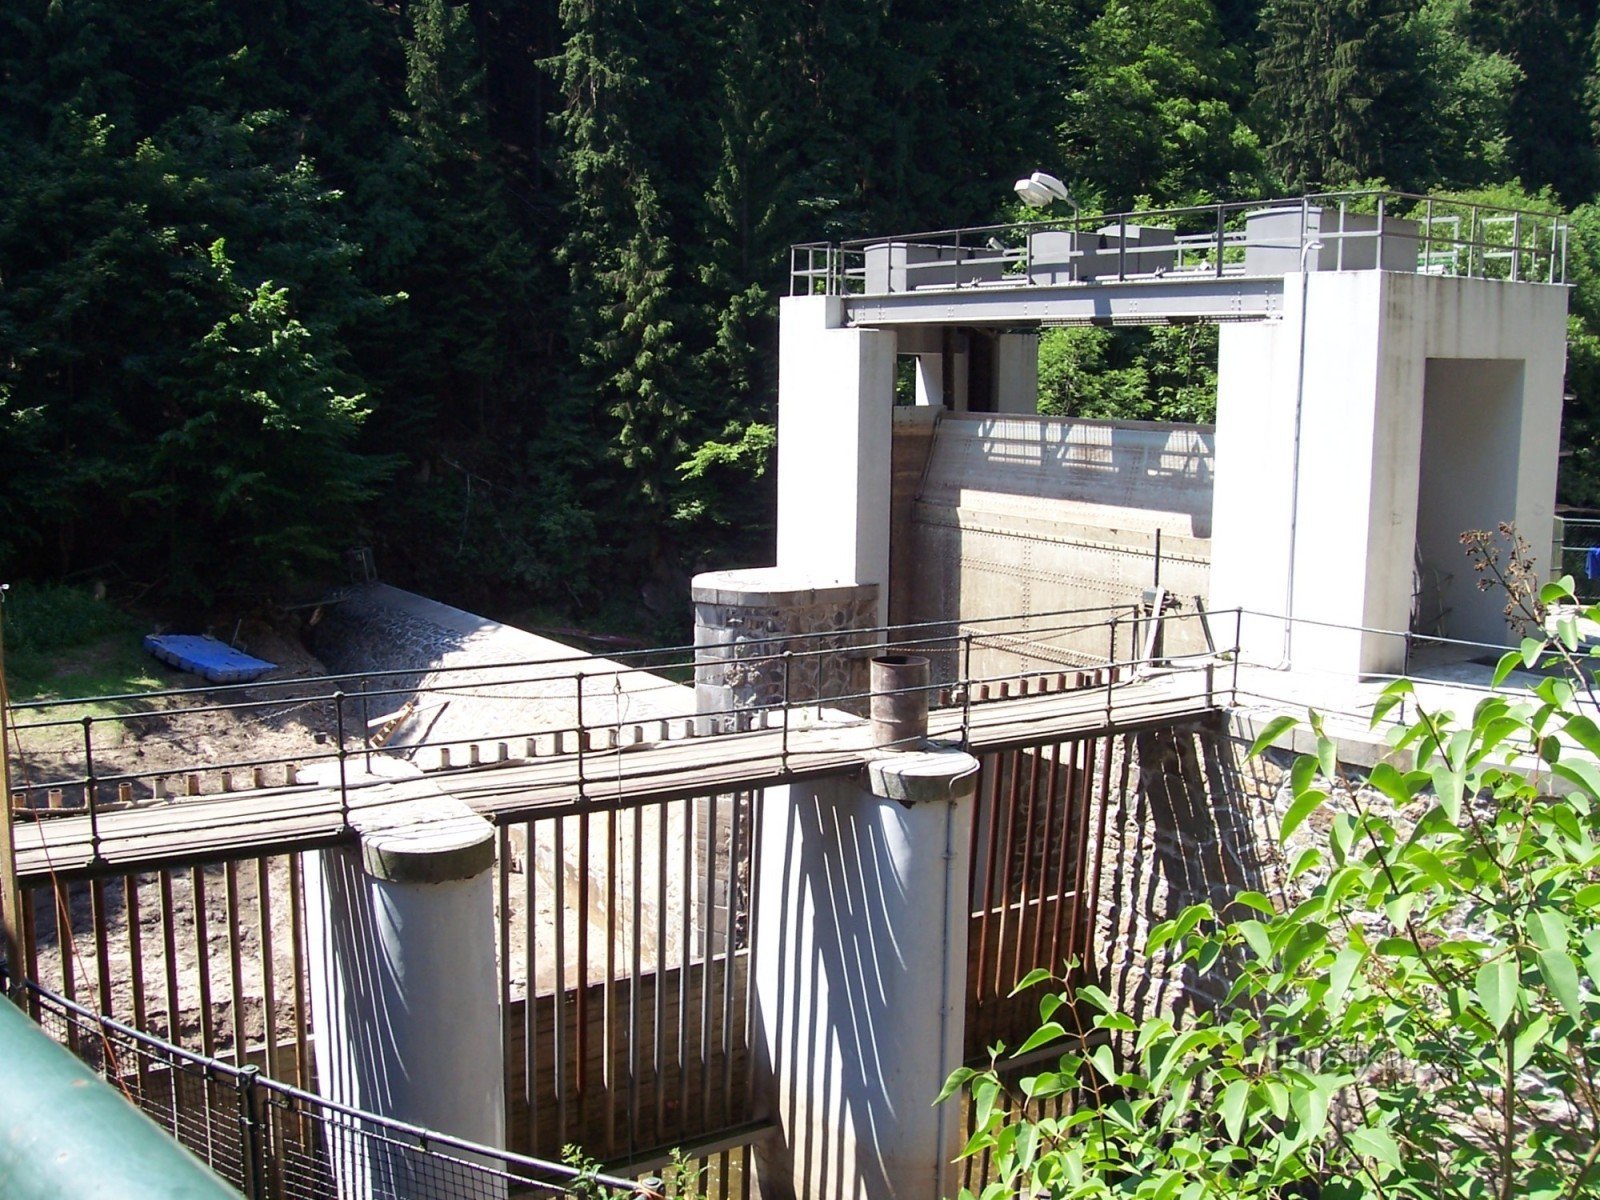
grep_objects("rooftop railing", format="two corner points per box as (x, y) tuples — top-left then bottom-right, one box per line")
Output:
(789, 190), (1569, 298)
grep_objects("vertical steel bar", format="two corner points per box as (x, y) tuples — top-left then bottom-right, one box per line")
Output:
(678, 796), (693, 1137)
(90, 876), (112, 1016)
(524, 818), (538, 1155)
(56, 881), (78, 1047)
(126, 875), (150, 1096)
(1105, 617), (1118, 722)
(225, 861), (247, 1066)
(701, 797), (719, 1129)
(1233, 607), (1243, 703)
(1512, 211), (1522, 281)
(333, 692), (348, 833)
(1086, 736), (1124, 973)
(553, 814), (569, 1147)
(191, 866), (216, 1157)
(961, 632), (974, 750)
(1030, 740), (1063, 969)
(255, 858), (278, 1085)
(1059, 739), (1093, 972)
(575, 673), (586, 799)
(1214, 204), (1225, 277)
(497, 825), (514, 1142)
(20, 886), (40, 1019)
(1048, 740), (1081, 969)
(629, 801), (644, 1156)
(741, 789), (763, 1120)
(973, 754), (1004, 1045)
(1010, 746), (1043, 987)
(287, 855), (309, 1095)
(604, 806), (617, 1157)
(159, 871), (181, 1042)
(720, 795), (741, 1119)
(655, 800), (669, 1142)
(780, 652), (792, 771)
(577, 808), (591, 1133)
(990, 751), (1023, 1000)
(81, 716), (102, 860)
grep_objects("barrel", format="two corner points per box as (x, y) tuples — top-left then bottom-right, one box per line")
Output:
(870, 654), (931, 748)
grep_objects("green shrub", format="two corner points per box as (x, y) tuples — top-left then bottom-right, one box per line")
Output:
(945, 573), (1600, 1199)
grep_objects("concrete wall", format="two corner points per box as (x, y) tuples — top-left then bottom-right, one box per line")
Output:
(776, 297), (897, 622)
(1210, 271), (1567, 675)
(892, 412), (1215, 675)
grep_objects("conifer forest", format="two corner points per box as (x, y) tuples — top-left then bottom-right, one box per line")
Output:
(4, 0), (1600, 628)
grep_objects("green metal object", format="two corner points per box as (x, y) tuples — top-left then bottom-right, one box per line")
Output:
(0, 993), (240, 1199)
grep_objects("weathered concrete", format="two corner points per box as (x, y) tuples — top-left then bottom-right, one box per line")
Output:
(893, 412), (1214, 676)
(754, 746), (979, 1200)
(1210, 271), (1567, 675)
(692, 568), (879, 730)
(304, 766), (505, 1200)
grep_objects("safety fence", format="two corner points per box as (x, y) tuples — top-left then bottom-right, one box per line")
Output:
(791, 189), (1568, 296)
(26, 981), (659, 1199)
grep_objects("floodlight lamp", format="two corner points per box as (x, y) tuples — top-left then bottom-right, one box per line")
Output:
(1014, 171), (1078, 216)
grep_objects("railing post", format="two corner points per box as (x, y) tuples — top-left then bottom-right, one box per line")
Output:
(1511, 210), (1521, 281)
(1232, 607), (1243, 705)
(236, 1065), (267, 1200)
(781, 651), (793, 772)
(961, 632), (974, 751)
(1105, 618), (1118, 723)
(81, 716), (101, 863)
(334, 691), (348, 833)
(359, 677), (371, 771)
(575, 671), (585, 799)
(1214, 204), (1225, 277)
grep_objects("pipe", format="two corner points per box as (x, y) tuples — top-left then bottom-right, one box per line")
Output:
(932, 786), (959, 1200)
(1276, 238), (1324, 669)
(0, 993), (238, 1200)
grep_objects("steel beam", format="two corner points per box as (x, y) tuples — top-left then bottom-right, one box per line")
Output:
(842, 275), (1286, 327)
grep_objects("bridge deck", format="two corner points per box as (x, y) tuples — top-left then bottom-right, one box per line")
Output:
(14, 669), (1222, 881)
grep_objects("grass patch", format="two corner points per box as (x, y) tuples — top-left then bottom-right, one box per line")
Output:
(3, 583), (166, 707)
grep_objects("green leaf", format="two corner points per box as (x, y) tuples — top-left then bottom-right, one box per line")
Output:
(1248, 714), (1299, 758)
(1476, 955), (1517, 1032)
(1529, 910), (1570, 954)
(1009, 967), (1053, 995)
(1280, 787), (1327, 842)
(1016, 1021), (1069, 1055)
(1491, 649), (1524, 687)
(1538, 948), (1584, 1019)
(1328, 946), (1364, 1010)
(1220, 1078), (1249, 1143)
(935, 1066), (977, 1104)
(1371, 679), (1414, 726)
(1347, 1125), (1402, 1171)
(1552, 759), (1600, 802)
(1522, 635), (1547, 668)
(1566, 714), (1600, 759)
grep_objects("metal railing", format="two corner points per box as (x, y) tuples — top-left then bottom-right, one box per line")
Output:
(24, 980), (653, 1200)
(1556, 517), (1600, 603)
(5, 603), (1235, 869)
(790, 190), (1569, 297)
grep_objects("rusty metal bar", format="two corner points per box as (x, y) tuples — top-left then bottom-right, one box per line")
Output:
(1010, 746), (1043, 988)
(604, 807), (617, 1156)
(720, 795), (742, 1119)
(990, 751), (1023, 1000)
(655, 798), (669, 1143)
(576, 808), (590, 1130)
(498, 824), (513, 1141)
(287, 854), (309, 1096)
(700, 797), (718, 1129)
(524, 817), (538, 1154)
(125, 874), (150, 1096)
(89, 877), (112, 1016)
(553, 812), (568, 1147)
(225, 860), (247, 1064)
(1030, 740), (1063, 970)
(678, 796), (692, 1138)
(255, 857), (278, 1085)
(628, 801), (643, 1155)
(20, 888), (39, 1020)
(55, 882), (77, 1049)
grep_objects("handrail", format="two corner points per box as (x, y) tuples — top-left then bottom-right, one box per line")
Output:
(23, 980), (652, 1196)
(790, 190), (1568, 296)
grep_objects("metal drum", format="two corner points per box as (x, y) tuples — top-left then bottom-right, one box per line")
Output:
(870, 653), (930, 747)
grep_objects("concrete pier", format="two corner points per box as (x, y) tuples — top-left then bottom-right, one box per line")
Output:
(304, 772), (505, 1199)
(754, 745), (979, 1200)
